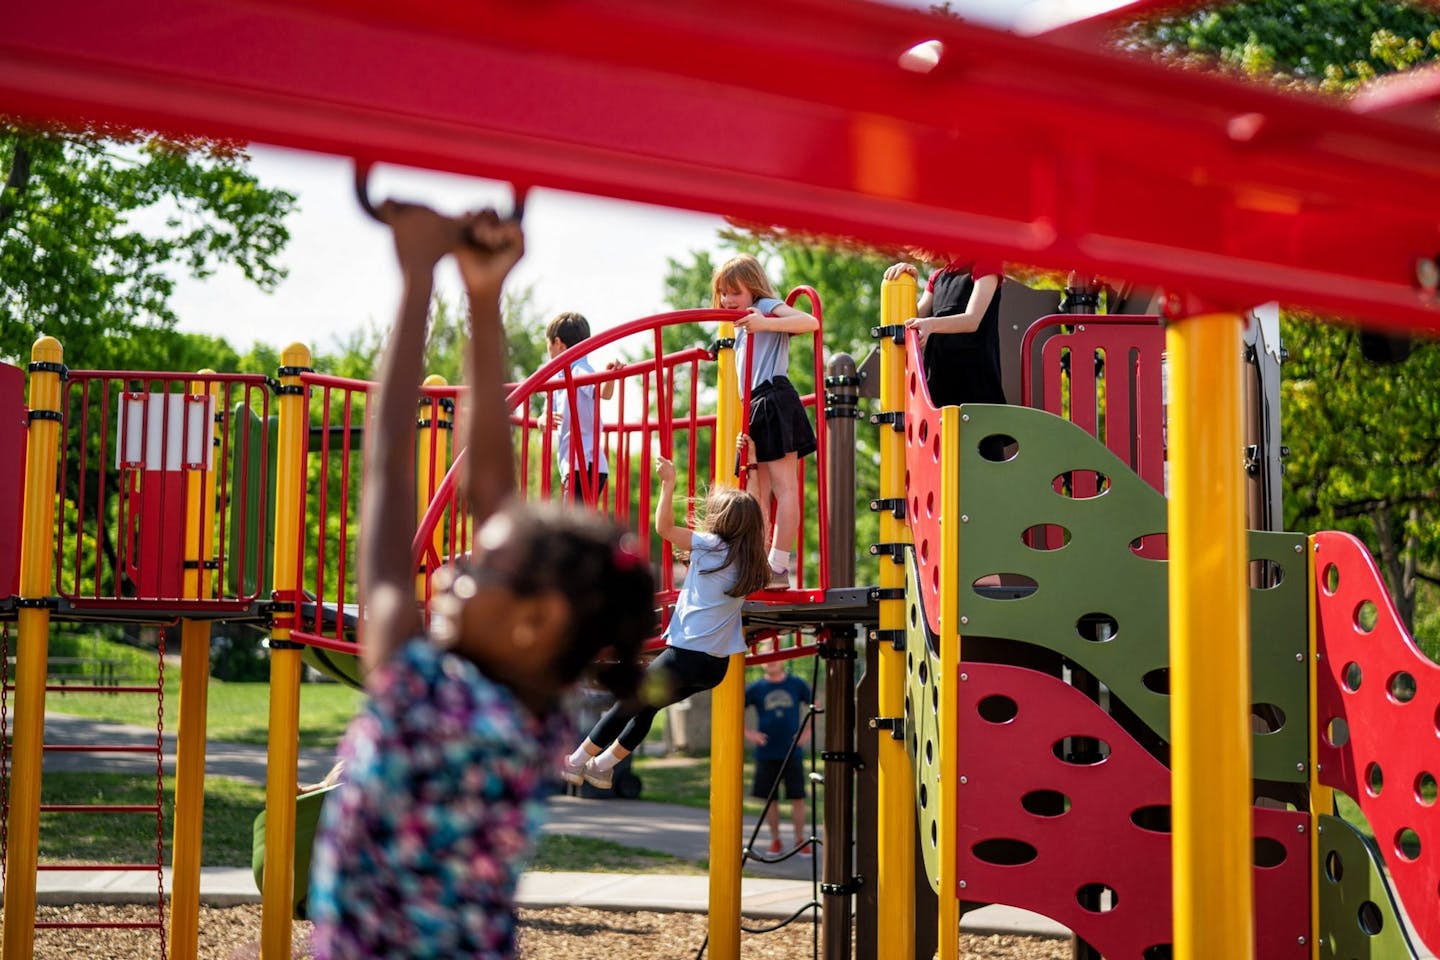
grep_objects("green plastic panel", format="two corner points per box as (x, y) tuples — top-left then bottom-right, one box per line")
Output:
(904, 550), (944, 894)
(1317, 814), (1421, 959)
(226, 403), (277, 597)
(950, 403), (1309, 783)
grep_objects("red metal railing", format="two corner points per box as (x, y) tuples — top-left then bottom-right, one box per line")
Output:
(53, 371), (274, 613)
(289, 305), (831, 658)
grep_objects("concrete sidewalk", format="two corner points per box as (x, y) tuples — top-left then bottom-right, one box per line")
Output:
(24, 714), (1069, 938)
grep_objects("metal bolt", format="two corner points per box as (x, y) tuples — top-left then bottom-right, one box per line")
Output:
(961, 414), (970, 422)
(1296, 823), (1306, 833)
(960, 616), (969, 625)
(1316, 763), (1323, 772)
(1295, 653), (1304, 662)
(1317, 823), (1325, 834)
(1294, 543), (1303, 553)
(960, 672), (968, 681)
(1314, 542), (1320, 553)
(960, 776), (968, 784)
(1297, 936), (1307, 946)
(1296, 763), (1306, 773)
(959, 880), (967, 889)
(1316, 653), (1323, 661)
(961, 514), (969, 523)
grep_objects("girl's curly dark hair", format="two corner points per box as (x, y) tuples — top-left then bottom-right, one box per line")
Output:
(469, 504), (655, 699)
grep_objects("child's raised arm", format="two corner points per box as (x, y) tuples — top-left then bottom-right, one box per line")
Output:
(453, 211), (525, 526)
(733, 300), (818, 336)
(361, 202), (461, 673)
(653, 456), (693, 551)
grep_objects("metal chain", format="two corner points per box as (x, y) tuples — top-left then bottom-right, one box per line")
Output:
(155, 626), (168, 960)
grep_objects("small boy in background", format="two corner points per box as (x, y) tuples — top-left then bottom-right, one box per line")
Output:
(744, 653), (813, 856)
(545, 312), (618, 505)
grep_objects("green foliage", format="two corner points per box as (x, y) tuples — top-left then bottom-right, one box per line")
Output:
(663, 228), (893, 585)
(0, 122), (295, 367)
(1129, 1), (1440, 92)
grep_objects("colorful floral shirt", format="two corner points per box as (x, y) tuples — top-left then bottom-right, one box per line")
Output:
(309, 638), (568, 959)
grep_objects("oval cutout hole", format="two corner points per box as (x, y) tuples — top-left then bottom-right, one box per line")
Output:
(1343, 662), (1363, 692)
(972, 573), (1038, 595)
(972, 838), (1038, 866)
(1326, 716), (1350, 748)
(1076, 612), (1118, 643)
(978, 695), (1018, 724)
(1254, 837), (1288, 868)
(1389, 671), (1418, 704)
(1250, 703), (1287, 735)
(1143, 668), (1170, 695)
(1355, 600), (1378, 633)
(979, 434), (1017, 461)
(1323, 563), (1340, 595)
(1129, 805), (1172, 833)
(1358, 900), (1384, 936)
(1022, 524), (1070, 551)
(1053, 738), (1110, 765)
(1249, 559), (1284, 589)
(1324, 849), (1344, 883)
(1142, 946), (1173, 960)
(1416, 771), (1438, 807)
(1128, 533), (1168, 559)
(918, 782), (928, 809)
(1396, 828), (1422, 862)
(1052, 470), (1111, 499)
(1366, 762), (1384, 797)
(1076, 883), (1118, 913)
(1021, 790), (1070, 817)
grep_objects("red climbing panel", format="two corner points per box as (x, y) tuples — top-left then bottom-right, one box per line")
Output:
(902, 330), (946, 638)
(953, 662), (1310, 959)
(1313, 530), (1440, 957)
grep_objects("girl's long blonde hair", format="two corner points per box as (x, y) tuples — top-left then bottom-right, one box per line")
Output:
(696, 486), (769, 597)
(711, 254), (779, 308)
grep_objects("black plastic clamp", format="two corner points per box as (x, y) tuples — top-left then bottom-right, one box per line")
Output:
(417, 418), (454, 429)
(868, 628), (905, 650)
(821, 878), (864, 897)
(268, 639), (305, 651)
(869, 496), (905, 518)
(14, 596), (57, 609)
(870, 410), (904, 432)
(871, 324), (906, 343)
(182, 559), (222, 570)
(824, 404), (862, 419)
(824, 374), (861, 388)
(869, 587), (906, 602)
(869, 542), (907, 564)
(1244, 444), (1260, 476)
(276, 365), (314, 378)
(816, 643), (857, 661)
(27, 361), (68, 379)
(708, 337), (736, 359)
(27, 409), (62, 424)
(274, 385), (306, 397)
(870, 716), (905, 740)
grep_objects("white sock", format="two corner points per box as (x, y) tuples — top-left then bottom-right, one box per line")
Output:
(768, 548), (790, 571)
(567, 747), (591, 767)
(592, 749), (621, 772)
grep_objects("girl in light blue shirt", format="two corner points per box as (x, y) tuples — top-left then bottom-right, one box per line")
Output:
(562, 453), (769, 788)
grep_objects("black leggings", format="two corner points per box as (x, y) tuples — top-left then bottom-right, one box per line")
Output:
(586, 646), (733, 752)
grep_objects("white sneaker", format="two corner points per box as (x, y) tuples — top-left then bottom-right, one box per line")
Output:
(582, 758), (614, 791)
(560, 755), (586, 786)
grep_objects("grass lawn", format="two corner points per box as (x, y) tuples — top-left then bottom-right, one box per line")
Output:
(46, 680), (362, 750)
(632, 754), (824, 821)
(37, 773), (264, 867)
(531, 834), (701, 874)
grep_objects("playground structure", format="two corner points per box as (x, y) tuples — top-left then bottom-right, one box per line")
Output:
(3, 2), (1440, 960)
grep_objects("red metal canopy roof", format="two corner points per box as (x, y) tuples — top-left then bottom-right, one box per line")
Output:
(4, 0), (1440, 332)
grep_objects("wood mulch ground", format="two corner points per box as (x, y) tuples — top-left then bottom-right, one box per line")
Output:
(16, 904), (1069, 959)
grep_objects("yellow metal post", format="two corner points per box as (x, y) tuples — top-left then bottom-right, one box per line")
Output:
(169, 371), (219, 960)
(2, 337), (64, 960)
(877, 276), (916, 957)
(1306, 535), (1330, 960)
(1166, 312), (1253, 960)
(416, 375), (449, 599)
(937, 406), (961, 960)
(708, 321), (744, 960)
(261, 345), (311, 960)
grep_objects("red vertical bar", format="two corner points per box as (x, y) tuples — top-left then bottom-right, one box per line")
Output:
(314, 385), (332, 636)
(96, 379), (112, 599)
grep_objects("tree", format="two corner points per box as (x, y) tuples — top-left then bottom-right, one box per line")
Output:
(0, 121), (296, 367)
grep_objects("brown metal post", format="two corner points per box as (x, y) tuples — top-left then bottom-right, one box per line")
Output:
(854, 638), (879, 960)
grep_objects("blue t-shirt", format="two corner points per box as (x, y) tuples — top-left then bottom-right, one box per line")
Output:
(665, 530), (747, 657)
(554, 355), (607, 478)
(736, 296), (789, 389)
(744, 673), (811, 761)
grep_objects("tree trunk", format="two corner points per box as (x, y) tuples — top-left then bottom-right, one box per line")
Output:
(1371, 506), (1415, 630)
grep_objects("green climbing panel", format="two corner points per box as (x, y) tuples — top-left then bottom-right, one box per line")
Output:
(904, 550), (944, 893)
(227, 402), (277, 598)
(948, 403), (1309, 783)
(1317, 813), (1422, 959)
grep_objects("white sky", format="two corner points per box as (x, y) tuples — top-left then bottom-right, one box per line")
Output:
(168, 145), (729, 356)
(165, 2), (1132, 355)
